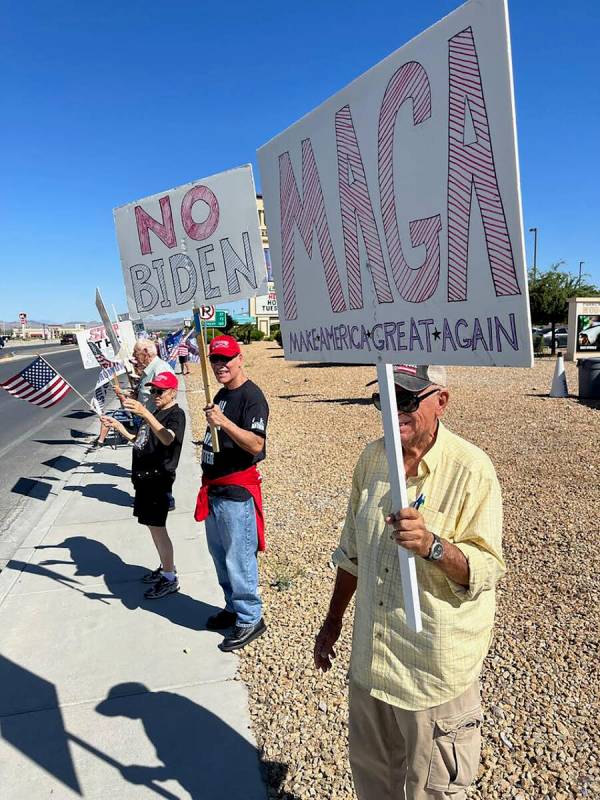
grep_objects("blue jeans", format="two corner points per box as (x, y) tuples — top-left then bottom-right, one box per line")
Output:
(204, 495), (262, 626)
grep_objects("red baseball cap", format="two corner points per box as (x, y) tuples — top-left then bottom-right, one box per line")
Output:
(148, 371), (178, 390)
(208, 335), (240, 358)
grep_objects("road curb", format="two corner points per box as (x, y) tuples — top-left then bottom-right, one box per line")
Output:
(0, 426), (101, 606)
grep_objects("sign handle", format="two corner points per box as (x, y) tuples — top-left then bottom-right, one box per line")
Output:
(376, 363), (422, 633)
(193, 306), (220, 453)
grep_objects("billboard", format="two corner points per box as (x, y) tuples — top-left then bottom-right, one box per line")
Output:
(577, 313), (600, 352)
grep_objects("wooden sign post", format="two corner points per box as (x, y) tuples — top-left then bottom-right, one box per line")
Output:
(193, 305), (219, 453)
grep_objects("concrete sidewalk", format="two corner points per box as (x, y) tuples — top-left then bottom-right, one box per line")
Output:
(0, 384), (267, 799)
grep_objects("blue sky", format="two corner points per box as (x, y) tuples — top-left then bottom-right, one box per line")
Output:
(1, 0), (599, 323)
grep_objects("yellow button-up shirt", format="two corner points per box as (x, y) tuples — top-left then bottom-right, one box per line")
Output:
(333, 422), (505, 711)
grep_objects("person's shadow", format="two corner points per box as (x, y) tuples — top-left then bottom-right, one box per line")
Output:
(34, 536), (219, 631)
(95, 682), (298, 799)
(62, 483), (133, 507)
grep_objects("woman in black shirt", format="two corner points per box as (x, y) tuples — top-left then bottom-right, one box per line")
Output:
(103, 371), (185, 599)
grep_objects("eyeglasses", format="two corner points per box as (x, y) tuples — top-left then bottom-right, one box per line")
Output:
(149, 387), (167, 396)
(209, 354), (238, 365)
(372, 387), (440, 413)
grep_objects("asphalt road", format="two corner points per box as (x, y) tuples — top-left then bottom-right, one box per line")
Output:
(0, 346), (115, 562)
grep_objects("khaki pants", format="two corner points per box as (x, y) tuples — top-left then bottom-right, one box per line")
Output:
(348, 680), (482, 800)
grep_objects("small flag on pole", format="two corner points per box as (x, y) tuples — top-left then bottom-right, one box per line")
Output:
(0, 356), (71, 408)
(165, 329), (185, 368)
(91, 383), (108, 415)
(88, 340), (116, 369)
(187, 337), (200, 364)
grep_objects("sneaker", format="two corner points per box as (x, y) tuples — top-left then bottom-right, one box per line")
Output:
(144, 575), (179, 599)
(206, 609), (237, 631)
(218, 618), (266, 652)
(141, 567), (163, 584)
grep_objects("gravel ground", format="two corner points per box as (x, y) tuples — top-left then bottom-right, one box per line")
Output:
(186, 343), (599, 800)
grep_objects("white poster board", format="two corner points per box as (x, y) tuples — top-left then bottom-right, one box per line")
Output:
(76, 320), (136, 370)
(114, 165), (268, 320)
(258, 0), (532, 367)
(254, 282), (279, 317)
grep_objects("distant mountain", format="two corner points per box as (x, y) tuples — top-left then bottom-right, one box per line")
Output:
(144, 316), (188, 330)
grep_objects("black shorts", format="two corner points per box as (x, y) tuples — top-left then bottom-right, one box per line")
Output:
(178, 355), (188, 363)
(133, 477), (173, 527)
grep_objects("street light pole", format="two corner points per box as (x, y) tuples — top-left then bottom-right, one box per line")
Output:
(529, 227), (538, 280)
(578, 261), (584, 287)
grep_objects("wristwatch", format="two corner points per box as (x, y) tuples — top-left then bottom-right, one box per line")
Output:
(425, 533), (444, 561)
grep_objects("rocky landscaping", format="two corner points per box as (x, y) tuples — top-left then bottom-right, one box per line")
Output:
(186, 342), (599, 799)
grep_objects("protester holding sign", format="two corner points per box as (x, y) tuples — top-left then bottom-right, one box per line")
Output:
(114, 339), (174, 411)
(194, 335), (269, 652)
(314, 365), (505, 799)
(102, 372), (185, 599)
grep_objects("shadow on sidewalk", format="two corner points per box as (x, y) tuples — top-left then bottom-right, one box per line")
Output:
(11, 477), (54, 501)
(2, 657), (287, 799)
(32, 536), (219, 631)
(96, 682), (276, 798)
(0, 655), (82, 794)
(75, 461), (131, 479)
(63, 483), (133, 507)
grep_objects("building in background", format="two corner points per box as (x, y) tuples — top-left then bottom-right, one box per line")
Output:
(251, 194), (279, 336)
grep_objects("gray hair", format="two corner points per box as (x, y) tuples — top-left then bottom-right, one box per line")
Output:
(134, 338), (157, 357)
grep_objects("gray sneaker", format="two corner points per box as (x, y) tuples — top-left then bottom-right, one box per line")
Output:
(142, 567), (177, 584)
(144, 576), (179, 599)
(141, 567), (163, 584)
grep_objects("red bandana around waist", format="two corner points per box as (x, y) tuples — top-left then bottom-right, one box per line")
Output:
(194, 465), (266, 551)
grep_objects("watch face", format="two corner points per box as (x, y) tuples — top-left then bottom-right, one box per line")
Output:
(431, 541), (444, 560)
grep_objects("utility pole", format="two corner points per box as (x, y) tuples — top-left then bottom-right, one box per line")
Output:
(529, 227), (538, 280)
(578, 261), (584, 287)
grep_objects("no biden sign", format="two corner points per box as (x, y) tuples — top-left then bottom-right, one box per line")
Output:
(258, 0), (533, 367)
(115, 166), (268, 320)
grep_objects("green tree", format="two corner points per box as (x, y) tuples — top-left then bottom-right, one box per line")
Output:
(224, 313), (235, 333)
(529, 263), (599, 354)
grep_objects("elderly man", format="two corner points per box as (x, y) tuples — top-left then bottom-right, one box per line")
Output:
(195, 335), (269, 652)
(121, 338), (174, 411)
(103, 372), (185, 599)
(314, 364), (505, 800)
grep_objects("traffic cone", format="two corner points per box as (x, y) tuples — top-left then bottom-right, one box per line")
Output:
(550, 352), (568, 397)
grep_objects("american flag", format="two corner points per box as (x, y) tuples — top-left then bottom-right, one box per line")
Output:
(0, 356), (71, 408)
(187, 336), (200, 363)
(88, 340), (115, 369)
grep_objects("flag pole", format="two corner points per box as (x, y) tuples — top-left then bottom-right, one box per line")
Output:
(67, 733), (179, 799)
(37, 354), (101, 416)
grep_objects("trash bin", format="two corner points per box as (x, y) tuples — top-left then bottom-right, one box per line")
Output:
(577, 358), (600, 399)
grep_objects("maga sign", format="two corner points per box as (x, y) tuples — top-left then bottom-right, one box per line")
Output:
(258, 0), (532, 366)
(115, 166), (268, 319)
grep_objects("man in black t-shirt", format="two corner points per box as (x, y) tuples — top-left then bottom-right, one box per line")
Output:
(102, 371), (186, 600)
(198, 335), (269, 652)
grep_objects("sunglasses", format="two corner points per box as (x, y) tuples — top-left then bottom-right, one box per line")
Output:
(372, 387), (440, 413)
(149, 387), (167, 396)
(209, 354), (238, 365)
